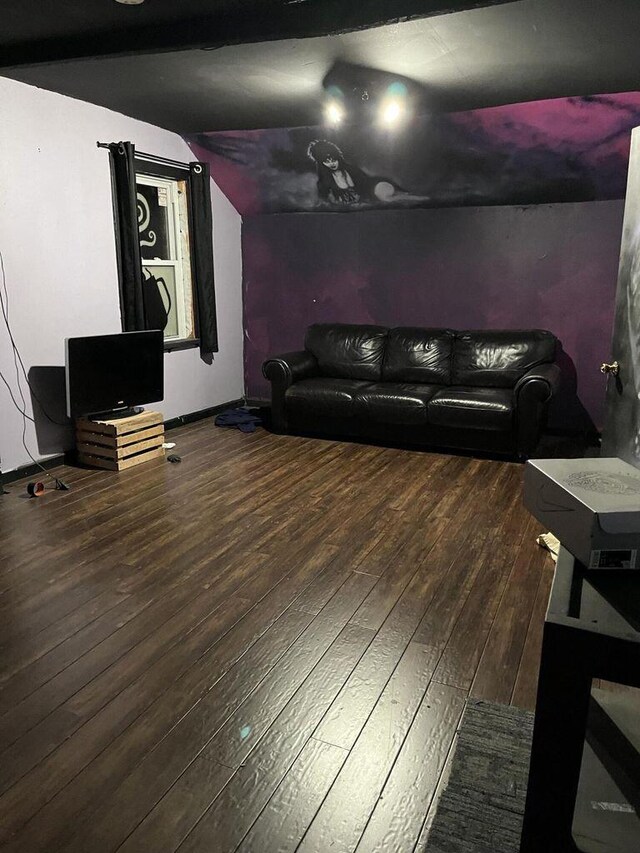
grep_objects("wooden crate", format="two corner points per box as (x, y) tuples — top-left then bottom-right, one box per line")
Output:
(76, 411), (165, 471)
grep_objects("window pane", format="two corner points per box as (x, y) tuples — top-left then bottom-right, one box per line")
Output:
(137, 183), (171, 260)
(143, 265), (179, 338)
(135, 175), (196, 343)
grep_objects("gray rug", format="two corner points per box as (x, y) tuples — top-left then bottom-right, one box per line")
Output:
(426, 699), (534, 853)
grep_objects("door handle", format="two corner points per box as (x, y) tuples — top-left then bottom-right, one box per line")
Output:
(600, 360), (620, 376)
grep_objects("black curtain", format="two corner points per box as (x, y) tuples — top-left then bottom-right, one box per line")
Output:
(108, 142), (145, 331)
(189, 162), (219, 354)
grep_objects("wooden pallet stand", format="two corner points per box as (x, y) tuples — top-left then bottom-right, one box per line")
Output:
(76, 411), (165, 471)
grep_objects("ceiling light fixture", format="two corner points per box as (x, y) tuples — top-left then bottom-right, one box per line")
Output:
(115, 0), (145, 5)
(322, 68), (420, 130)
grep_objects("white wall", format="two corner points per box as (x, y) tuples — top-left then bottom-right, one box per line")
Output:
(0, 77), (244, 473)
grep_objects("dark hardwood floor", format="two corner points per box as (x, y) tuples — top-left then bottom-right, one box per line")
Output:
(0, 421), (552, 852)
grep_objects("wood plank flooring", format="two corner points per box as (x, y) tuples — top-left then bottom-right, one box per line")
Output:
(0, 421), (553, 852)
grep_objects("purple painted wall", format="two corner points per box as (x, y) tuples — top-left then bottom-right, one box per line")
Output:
(243, 201), (624, 428)
(185, 93), (637, 431)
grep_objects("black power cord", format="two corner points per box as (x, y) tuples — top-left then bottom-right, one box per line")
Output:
(0, 251), (69, 427)
(0, 249), (70, 492)
(0, 362), (68, 491)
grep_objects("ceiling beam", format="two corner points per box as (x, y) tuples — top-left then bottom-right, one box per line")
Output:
(1, 0), (519, 68)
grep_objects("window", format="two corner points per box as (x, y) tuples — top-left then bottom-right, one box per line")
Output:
(106, 141), (218, 355)
(136, 174), (196, 345)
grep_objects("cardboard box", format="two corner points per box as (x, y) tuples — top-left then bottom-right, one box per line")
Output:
(524, 458), (640, 569)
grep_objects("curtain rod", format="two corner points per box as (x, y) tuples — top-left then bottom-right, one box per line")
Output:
(96, 142), (191, 170)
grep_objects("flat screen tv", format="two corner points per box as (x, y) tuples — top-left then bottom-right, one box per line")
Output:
(65, 331), (164, 419)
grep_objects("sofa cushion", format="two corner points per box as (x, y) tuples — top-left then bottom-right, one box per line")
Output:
(452, 330), (557, 388)
(355, 383), (441, 426)
(305, 324), (388, 381)
(285, 377), (371, 418)
(382, 327), (454, 385)
(428, 387), (514, 431)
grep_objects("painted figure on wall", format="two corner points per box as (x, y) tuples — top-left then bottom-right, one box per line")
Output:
(307, 140), (364, 206)
(307, 139), (404, 207)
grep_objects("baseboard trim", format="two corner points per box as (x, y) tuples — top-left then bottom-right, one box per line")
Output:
(1, 399), (246, 484)
(1, 452), (73, 485)
(164, 398), (246, 430)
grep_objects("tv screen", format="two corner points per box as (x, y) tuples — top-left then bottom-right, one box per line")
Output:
(65, 331), (164, 419)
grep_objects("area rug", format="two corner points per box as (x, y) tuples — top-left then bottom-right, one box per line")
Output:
(426, 699), (534, 853)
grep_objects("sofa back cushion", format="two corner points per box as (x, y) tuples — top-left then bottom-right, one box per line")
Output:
(382, 327), (454, 384)
(305, 323), (389, 381)
(453, 330), (557, 388)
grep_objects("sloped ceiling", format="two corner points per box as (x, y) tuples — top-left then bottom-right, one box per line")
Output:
(2, 0), (640, 132)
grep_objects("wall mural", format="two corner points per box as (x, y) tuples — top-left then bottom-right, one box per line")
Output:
(187, 93), (640, 215)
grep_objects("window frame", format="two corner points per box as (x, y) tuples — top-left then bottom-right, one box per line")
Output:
(134, 158), (201, 353)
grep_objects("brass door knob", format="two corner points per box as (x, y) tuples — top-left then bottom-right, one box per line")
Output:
(601, 360), (620, 376)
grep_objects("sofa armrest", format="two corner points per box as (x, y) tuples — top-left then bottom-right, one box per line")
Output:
(262, 350), (318, 387)
(262, 350), (318, 433)
(514, 362), (561, 456)
(514, 362), (561, 403)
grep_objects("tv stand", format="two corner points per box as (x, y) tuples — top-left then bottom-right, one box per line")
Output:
(75, 410), (164, 471)
(88, 406), (144, 422)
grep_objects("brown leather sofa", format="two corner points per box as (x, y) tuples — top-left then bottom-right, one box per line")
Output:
(263, 323), (561, 457)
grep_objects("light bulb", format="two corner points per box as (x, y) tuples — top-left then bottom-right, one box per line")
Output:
(380, 98), (404, 128)
(324, 100), (345, 126)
